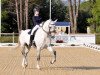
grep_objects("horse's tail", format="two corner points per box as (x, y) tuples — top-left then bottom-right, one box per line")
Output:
(14, 38), (20, 50)
(12, 33), (21, 50)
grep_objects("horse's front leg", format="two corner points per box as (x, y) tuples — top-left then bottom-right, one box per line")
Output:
(36, 47), (41, 70)
(47, 46), (56, 64)
(22, 45), (30, 68)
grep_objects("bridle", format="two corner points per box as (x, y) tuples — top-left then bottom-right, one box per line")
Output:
(41, 21), (55, 35)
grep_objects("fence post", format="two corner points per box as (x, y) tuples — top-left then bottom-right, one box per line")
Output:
(13, 32), (14, 44)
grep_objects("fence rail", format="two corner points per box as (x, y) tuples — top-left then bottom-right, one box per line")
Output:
(0, 33), (19, 43)
(0, 33), (100, 44)
(0, 33), (19, 35)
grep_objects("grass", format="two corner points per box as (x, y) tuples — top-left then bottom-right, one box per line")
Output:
(0, 36), (18, 43)
(96, 34), (100, 44)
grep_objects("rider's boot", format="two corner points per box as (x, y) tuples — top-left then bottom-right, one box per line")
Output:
(29, 35), (34, 46)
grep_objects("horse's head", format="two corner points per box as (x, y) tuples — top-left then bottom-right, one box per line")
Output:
(43, 19), (57, 33)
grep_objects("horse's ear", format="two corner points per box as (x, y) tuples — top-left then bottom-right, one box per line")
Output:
(54, 19), (58, 23)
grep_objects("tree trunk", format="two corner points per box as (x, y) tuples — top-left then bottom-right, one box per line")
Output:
(73, 0), (76, 33)
(75, 0), (80, 33)
(68, 0), (80, 33)
(68, 0), (74, 33)
(20, 0), (22, 30)
(73, 0), (80, 33)
(25, 0), (29, 29)
(15, 0), (20, 33)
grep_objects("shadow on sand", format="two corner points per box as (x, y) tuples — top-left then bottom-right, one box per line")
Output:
(41, 66), (100, 71)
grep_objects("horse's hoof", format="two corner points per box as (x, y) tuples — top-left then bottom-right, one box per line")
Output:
(25, 64), (28, 68)
(22, 66), (26, 69)
(36, 65), (41, 70)
(22, 64), (28, 69)
(50, 60), (56, 64)
(50, 61), (53, 64)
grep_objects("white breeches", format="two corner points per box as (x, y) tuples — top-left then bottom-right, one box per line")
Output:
(31, 25), (39, 35)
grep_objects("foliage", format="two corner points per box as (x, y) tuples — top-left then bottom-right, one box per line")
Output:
(77, 11), (91, 33)
(1, 0), (17, 33)
(80, 1), (92, 13)
(1, 0), (68, 32)
(78, 0), (100, 33)
(51, 0), (68, 21)
(87, 0), (100, 33)
(96, 34), (100, 44)
(77, 1), (92, 33)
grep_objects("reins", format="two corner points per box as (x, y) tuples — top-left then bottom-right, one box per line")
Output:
(40, 21), (51, 35)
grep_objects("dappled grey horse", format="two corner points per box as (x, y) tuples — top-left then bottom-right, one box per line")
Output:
(17, 19), (57, 69)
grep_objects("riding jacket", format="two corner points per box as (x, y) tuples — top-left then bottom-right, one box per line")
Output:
(32, 16), (42, 27)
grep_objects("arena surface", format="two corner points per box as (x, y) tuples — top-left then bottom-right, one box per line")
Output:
(0, 47), (100, 75)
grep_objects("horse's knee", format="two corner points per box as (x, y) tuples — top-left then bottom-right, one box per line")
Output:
(21, 50), (28, 57)
(54, 51), (56, 56)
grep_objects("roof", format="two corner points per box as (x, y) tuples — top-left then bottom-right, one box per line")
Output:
(55, 22), (70, 27)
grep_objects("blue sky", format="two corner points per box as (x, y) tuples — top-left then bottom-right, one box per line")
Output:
(61, 0), (86, 5)
(61, 0), (86, 2)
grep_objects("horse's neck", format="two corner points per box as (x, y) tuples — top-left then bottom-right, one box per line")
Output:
(43, 24), (49, 32)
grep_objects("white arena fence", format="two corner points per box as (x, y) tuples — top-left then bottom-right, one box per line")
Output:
(0, 33), (19, 46)
(51, 34), (95, 45)
(0, 33), (98, 48)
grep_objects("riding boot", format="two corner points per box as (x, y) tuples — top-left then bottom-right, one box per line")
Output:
(29, 35), (34, 46)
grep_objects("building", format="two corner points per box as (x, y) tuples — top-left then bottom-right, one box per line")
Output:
(55, 22), (71, 34)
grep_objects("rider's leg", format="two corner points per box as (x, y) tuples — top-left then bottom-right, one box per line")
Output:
(31, 25), (39, 35)
(29, 25), (39, 46)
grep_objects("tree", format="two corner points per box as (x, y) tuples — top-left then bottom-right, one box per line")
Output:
(87, 0), (100, 33)
(51, 0), (67, 21)
(1, 0), (18, 33)
(77, 0), (93, 33)
(68, 0), (74, 33)
(15, 0), (20, 33)
(25, 0), (29, 29)
(20, 0), (22, 30)
(68, 0), (80, 33)
(1, 0), (68, 33)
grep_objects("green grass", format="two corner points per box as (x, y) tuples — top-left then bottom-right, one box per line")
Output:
(0, 36), (18, 43)
(96, 34), (100, 44)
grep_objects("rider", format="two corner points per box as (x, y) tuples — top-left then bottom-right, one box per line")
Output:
(29, 6), (42, 46)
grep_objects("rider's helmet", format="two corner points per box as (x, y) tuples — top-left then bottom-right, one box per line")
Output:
(33, 6), (40, 13)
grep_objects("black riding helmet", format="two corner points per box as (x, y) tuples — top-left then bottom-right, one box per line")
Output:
(33, 6), (40, 13)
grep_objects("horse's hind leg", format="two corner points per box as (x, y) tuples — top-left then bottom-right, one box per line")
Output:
(21, 44), (30, 68)
(47, 46), (56, 64)
(36, 47), (41, 70)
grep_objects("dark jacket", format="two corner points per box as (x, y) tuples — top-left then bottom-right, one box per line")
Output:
(32, 16), (42, 27)
(28, 16), (42, 34)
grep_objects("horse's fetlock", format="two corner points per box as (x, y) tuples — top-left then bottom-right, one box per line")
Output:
(37, 57), (40, 61)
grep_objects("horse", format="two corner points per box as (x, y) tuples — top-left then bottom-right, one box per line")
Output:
(16, 19), (57, 69)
